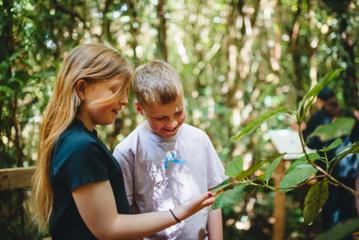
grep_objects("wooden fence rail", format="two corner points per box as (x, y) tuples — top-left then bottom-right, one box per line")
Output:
(1, 166), (287, 240)
(0, 166), (35, 191)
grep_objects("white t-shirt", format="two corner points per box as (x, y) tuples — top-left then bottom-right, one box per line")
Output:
(113, 122), (227, 240)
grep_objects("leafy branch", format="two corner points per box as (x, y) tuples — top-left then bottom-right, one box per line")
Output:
(211, 69), (358, 231)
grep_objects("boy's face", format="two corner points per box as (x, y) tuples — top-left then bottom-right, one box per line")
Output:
(137, 96), (186, 138)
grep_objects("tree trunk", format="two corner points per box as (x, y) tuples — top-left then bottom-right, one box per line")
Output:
(157, 0), (168, 61)
(338, 15), (358, 108)
(0, 0), (15, 167)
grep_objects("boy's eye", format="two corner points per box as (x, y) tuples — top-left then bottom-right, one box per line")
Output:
(175, 111), (183, 116)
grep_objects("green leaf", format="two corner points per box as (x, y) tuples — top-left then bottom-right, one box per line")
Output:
(320, 138), (343, 152)
(304, 69), (343, 101)
(316, 218), (359, 240)
(264, 156), (282, 183)
(212, 185), (246, 209)
(209, 178), (233, 194)
(225, 156), (243, 177)
(286, 152), (320, 173)
(298, 69), (343, 120)
(0, 85), (14, 95)
(236, 161), (264, 181)
(330, 142), (359, 170)
(280, 164), (317, 192)
(9, 77), (25, 89)
(0, 61), (9, 73)
(231, 107), (289, 142)
(306, 152), (321, 161)
(354, 144), (359, 154)
(303, 179), (329, 225)
(309, 117), (355, 142)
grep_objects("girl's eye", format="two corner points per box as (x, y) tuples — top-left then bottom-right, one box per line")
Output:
(175, 111), (183, 116)
(156, 117), (166, 121)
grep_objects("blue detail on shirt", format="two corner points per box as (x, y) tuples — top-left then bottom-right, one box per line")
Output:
(163, 151), (186, 170)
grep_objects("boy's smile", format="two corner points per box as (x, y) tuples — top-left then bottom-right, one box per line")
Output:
(137, 96), (186, 138)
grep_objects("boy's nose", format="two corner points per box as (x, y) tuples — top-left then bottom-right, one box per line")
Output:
(167, 119), (177, 128)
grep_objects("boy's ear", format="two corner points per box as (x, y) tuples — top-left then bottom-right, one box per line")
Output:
(75, 79), (88, 101)
(135, 102), (145, 115)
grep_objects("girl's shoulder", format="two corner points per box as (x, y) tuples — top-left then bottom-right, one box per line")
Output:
(50, 123), (104, 177)
(53, 121), (100, 163)
(58, 127), (95, 149)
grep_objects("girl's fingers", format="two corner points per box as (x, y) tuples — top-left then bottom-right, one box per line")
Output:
(202, 196), (216, 206)
(196, 192), (215, 207)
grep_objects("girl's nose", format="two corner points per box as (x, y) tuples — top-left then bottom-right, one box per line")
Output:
(120, 96), (128, 106)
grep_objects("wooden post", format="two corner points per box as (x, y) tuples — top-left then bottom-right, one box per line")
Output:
(0, 167), (35, 190)
(272, 160), (286, 240)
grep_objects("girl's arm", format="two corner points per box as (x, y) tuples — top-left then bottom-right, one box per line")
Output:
(207, 208), (223, 240)
(73, 180), (214, 240)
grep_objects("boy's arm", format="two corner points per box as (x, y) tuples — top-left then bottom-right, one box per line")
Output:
(207, 208), (223, 240)
(113, 145), (135, 208)
(203, 133), (227, 239)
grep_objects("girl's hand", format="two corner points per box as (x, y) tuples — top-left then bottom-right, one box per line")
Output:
(173, 192), (215, 221)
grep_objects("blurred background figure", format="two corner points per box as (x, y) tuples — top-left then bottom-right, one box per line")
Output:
(303, 87), (359, 234)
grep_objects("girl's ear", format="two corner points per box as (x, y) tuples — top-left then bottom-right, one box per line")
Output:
(75, 79), (88, 101)
(135, 102), (144, 115)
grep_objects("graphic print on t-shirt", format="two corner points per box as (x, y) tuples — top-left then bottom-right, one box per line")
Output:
(145, 149), (202, 239)
(163, 150), (186, 170)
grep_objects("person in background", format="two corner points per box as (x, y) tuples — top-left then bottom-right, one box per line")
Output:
(113, 60), (227, 240)
(30, 44), (216, 240)
(303, 87), (359, 233)
(355, 110), (359, 217)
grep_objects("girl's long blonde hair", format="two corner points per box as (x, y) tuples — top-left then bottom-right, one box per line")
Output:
(30, 44), (133, 229)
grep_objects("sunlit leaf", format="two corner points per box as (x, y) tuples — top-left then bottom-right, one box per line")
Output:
(231, 107), (289, 142)
(303, 179), (329, 225)
(316, 218), (359, 240)
(236, 161), (264, 181)
(225, 156), (243, 177)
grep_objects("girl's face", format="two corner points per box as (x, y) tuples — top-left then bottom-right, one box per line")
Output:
(137, 95), (186, 138)
(77, 76), (128, 130)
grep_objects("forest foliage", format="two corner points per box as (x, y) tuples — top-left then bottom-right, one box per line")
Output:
(1, 0), (358, 239)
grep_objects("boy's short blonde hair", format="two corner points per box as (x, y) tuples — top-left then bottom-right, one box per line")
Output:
(133, 60), (183, 106)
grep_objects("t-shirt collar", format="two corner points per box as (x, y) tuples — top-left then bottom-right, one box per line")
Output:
(142, 121), (180, 143)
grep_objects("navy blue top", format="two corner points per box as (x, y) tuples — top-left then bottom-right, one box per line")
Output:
(303, 109), (359, 178)
(49, 119), (130, 239)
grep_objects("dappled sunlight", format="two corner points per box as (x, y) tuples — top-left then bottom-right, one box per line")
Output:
(1, 0), (358, 239)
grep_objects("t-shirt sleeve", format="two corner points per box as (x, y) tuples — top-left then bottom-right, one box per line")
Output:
(113, 143), (135, 208)
(205, 135), (228, 189)
(59, 141), (108, 191)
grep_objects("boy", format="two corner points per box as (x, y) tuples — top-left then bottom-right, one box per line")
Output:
(113, 60), (227, 240)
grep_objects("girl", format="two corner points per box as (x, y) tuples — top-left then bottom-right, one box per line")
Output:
(30, 44), (215, 239)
